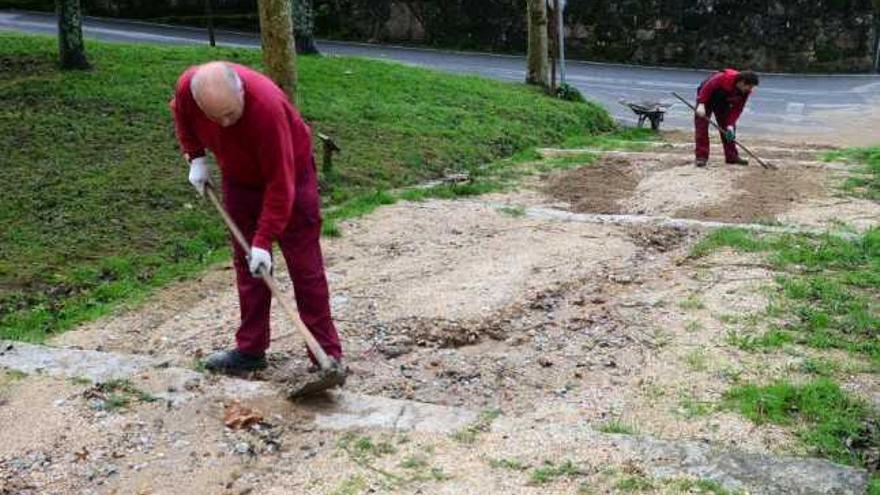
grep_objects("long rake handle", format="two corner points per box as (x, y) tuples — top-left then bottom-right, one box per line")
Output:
(205, 183), (333, 370)
(671, 92), (775, 170)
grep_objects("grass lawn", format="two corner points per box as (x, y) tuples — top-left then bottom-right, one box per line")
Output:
(0, 33), (614, 342)
(824, 147), (880, 200)
(693, 227), (880, 361)
(694, 226), (880, 474)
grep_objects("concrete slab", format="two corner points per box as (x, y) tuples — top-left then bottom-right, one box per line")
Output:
(0, 341), (476, 434)
(298, 391), (478, 433)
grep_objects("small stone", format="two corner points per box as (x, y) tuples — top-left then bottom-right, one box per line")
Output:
(537, 357), (553, 368)
(234, 442), (252, 456)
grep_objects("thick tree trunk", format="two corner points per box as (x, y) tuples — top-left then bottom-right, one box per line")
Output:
(258, 0), (297, 101)
(526, 0), (549, 89)
(293, 0), (319, 55)
(873, 1), (880, 72)
(56, 0), (90, 70)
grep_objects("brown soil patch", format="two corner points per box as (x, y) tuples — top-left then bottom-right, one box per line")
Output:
(543, 151), (830, 224)
(542, 155), (640, 214)
(676, 166), (826, 224)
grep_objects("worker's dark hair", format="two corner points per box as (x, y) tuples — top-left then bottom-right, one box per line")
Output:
(736, 70), (759, 86)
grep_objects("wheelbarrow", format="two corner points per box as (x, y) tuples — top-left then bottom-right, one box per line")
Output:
(619, 99), (672, 131)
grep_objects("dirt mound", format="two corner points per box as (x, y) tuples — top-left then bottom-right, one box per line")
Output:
(676, 166), (826, 224)
(542, 155), (640, 214)
(543, 152), (830, 224)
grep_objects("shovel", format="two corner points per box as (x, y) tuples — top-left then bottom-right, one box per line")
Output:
(204, 183), (347, 397)
(671, 92), (776, 170)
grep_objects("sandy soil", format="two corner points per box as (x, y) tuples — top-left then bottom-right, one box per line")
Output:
(2, 136), (877, 494)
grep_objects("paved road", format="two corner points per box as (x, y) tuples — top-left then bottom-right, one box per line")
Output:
(3, 10), (879, 144)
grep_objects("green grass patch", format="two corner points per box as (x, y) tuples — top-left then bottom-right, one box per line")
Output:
(536, 151), (599, 171)
(678, 393), (716, 418)
(0, 33), (614, 341)
(690, 227), (772, 258)
(337, 434), (397, 463)
(499, 205), (526, 218)
(694, 228), (880, 362)
(331, 475), (368, 495)
(685, 320), (704, 333)
(726, 328), (793, 351)
(488, 457), (528, 471)
(451, 408), (502, 444)
(92, 378), (157, 411)
(666, 478), (738, 494)
(614, 474), (655, 492)
(870, 476), (880, 495)
(723, 378), (879, 466)
(678, 294), (706, 311)
(598, 419), (637, 435)
(400, 456), (429, 470)
(561, 127), (660, 151)
(4, 369), (28, 381)
(798, 357), (839, 377)
(685, 349), (709, 372)
(529, 460), (583, 485)
(824, 147), (880, 200)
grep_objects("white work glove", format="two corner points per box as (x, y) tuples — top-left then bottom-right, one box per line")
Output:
(188, 156), (211, 197)
(248, 247), (272, 277)
(695, 103), (707, 119)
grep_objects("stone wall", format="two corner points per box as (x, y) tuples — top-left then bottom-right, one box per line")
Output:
(6, 0), (875, 71)
(314, 0), (878, 73)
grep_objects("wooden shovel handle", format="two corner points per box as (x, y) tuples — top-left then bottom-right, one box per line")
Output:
(204, 184), (333, 370)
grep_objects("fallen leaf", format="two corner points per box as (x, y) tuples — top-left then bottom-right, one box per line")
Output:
(74, 447), (89, 462)
(224, 401), (263, 430)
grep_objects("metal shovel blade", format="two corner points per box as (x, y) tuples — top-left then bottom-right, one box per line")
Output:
(287, 360), (348, 399)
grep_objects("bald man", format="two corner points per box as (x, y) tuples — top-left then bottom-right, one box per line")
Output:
(170, 62), (343, 374)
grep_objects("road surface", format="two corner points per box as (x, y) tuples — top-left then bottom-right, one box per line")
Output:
(2, 10), (878, 144)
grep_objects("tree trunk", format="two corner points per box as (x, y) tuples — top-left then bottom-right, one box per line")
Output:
(873, 0), (880, 72)
(56, 0), (90, 70)
(525, 0), (549, 89)
(547, 1), (558, 92)
(875, 18), (880, 73)
(258, 0), (297, 101)
(293, 0), (319, 55)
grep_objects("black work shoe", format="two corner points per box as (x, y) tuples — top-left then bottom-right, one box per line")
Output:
(727, 157), (749, 166)
(204, 349), (267, 374)
(695, 158), (708, 168)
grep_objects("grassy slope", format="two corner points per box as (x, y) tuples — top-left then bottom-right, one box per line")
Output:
(0, 33), (614, 341)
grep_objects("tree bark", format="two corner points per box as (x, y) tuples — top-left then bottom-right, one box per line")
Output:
(525, 0), (549, 89)
(258, 0), (297, 101)
(56, 0), (90, 70)
(205, 0), (216, 47)
(873, 0), (880, 72)
(547, 1), (558, 92)
(293, 0), (320, 55)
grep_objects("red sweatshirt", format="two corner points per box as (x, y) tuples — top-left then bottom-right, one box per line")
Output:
(696, 68), (750, 126)
(170, 63), (318, 250)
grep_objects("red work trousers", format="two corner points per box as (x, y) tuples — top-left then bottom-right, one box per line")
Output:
(223, 180), (342, 362)
(694, 102), (739, 163)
